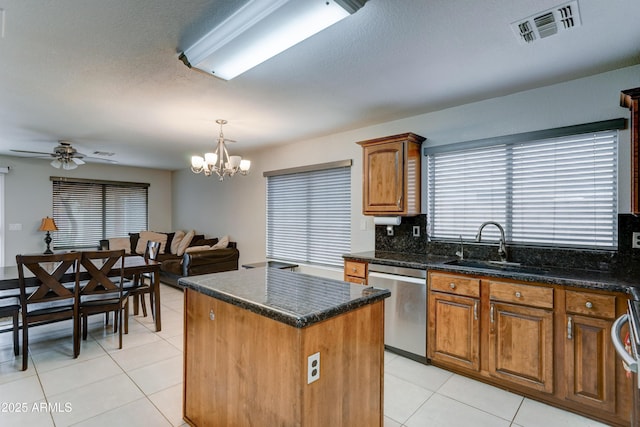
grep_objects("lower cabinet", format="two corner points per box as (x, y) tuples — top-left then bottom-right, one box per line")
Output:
(344, 260), (367, 285)
(564, 290), (617, 413)
(429, 292), (480, 371)
(488, 301), (554, 393)
(427, 271), (631, 427)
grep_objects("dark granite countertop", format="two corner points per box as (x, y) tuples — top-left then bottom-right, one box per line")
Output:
(178, 267), (391, 328)
(343, 251), (640, 296)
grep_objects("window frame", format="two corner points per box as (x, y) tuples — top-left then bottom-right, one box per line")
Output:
(424, 119), (624, 250)
(51, 177), (149, 250)
(264, 160), (352, 268)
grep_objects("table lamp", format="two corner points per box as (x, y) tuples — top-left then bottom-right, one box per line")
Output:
(38, 217), (58, 254)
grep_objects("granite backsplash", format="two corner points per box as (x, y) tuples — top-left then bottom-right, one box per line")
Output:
(375, 213), (640, 279)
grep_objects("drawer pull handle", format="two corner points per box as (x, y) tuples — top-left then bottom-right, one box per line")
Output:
(473, 300), (478, 321)
(209, 310), (215, 321)
(567, 316), (572, 340)
(515, 291), (522, 298)
(352, 267), (357, 272)
(449, 283), (456, 289)
(490, 304), (495, 323)
(585, 301), (593, 309)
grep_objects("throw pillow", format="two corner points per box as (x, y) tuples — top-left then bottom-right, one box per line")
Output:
(108, 237), (132, 254)
(170, 230), (186, 254)
(211, 235), (230, 250)
(136, 230), (168, 254)
(176, 230), (196, 256)
(185, 245), (212, 253)
(164, 232), (175, 254)
(189, 234), (205, 246)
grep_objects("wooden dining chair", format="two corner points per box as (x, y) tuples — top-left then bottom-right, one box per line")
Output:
(79, 249), (128, 349)
(127, 240), (160, 319)
(0, 296), (20, 357)
(16, 252), (81, 371)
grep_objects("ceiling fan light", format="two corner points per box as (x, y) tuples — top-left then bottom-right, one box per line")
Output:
(51, 159), (62, 168)
(62, 161), (77, 170)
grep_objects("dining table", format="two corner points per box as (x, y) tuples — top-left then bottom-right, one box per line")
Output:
(0, 255), (162, 332)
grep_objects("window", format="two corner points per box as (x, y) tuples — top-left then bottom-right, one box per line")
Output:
(426, 122), (620, 249)
(51, 177), (149, 249)
(265, 160), (351, 267)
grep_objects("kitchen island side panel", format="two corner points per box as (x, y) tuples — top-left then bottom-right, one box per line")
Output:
(183, 288), (384, 427)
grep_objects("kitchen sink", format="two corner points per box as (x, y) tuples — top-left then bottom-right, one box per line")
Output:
(444, 259), (548, 275)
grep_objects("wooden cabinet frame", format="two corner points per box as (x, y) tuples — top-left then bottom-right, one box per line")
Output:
(620, 87), (640, 214)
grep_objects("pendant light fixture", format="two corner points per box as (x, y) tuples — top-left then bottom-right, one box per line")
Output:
(190, 119), (251, 181)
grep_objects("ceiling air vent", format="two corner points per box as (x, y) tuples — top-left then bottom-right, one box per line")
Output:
(511, 0), (581, 44)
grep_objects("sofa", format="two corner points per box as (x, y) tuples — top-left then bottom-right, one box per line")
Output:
(100, 230), (239, 287)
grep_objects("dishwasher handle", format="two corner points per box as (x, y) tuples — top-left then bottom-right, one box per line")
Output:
(611, 314), (638, 373)
(368, 271), (425, 285)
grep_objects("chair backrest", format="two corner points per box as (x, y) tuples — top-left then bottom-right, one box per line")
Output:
(16, 252), (81, 306)
(144, 240), (161, 261)
(80, 250), (126, 297)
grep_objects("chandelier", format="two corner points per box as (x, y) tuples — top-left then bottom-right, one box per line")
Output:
(190, 119), (251, 181)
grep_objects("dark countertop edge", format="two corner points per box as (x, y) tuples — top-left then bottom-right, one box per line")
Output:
(180, 280), (391, 328)
(343, 251), (637, 296)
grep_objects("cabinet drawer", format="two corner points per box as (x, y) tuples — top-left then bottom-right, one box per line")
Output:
(565, 290), (616, 319)
(344, 275), (367, 286)
(430, 273), (480, 298)
(344, 261), (367, 279)
(489, 281), (553, 309)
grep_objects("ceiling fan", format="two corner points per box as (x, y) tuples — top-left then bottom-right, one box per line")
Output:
(10, 140), (117, 170)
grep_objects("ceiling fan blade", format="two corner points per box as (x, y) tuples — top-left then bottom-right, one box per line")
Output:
(72, 158), (85, 165)
(82, 156), (118, 164)
(10, 149), (55, 156)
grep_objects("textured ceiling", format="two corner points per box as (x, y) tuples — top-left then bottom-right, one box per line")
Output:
(0, 0), (638, 170)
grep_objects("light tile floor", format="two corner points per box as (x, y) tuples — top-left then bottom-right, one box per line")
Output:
(0, 283), (610, 426)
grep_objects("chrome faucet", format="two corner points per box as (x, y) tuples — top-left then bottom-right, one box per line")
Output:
(476, 221), (508, 262)
(455, 235), (464, 260)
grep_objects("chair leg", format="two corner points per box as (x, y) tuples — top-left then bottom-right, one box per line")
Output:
(124, 300), (129, 335)
(73, 313), (80, 358)
(117, 308), (123, 350)
(21, 318), (28, 371)
(82, 314), (88, 340)
(12, 311), (19, 356)
(140, 292), (148, 317)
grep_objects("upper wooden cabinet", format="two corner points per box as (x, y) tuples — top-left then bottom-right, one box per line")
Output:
(357, 133), (425, 216)
(620, 87), (640, 214)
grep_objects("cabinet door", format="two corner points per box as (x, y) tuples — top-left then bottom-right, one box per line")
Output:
(363, 141), (405, 214)
(488, 302), (554, 393)
(565, 314), (616, 413)
(428, 291), (480, 371)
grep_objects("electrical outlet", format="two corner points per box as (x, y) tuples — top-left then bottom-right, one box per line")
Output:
(413, 225), (420, 237)
(386, 226), (394, 236)
(633, 232), (640, 249)
(307, 352), (320, 384)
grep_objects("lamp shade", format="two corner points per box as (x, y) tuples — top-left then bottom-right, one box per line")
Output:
(38, 217), (58, 232)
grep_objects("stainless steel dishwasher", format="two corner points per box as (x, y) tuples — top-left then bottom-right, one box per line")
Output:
(367, 263), (427, 360)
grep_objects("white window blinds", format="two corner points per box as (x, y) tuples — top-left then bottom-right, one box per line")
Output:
(52, 178), (148, 249)
(426, 130), (618, 248)
(266, 162), (351, 267)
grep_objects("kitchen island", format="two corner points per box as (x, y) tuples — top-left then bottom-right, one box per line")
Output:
(179, 267), (390, 427)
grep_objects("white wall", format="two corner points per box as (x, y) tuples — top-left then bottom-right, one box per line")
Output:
(172, 65), (640, 277)
(0, 156), (172, 266)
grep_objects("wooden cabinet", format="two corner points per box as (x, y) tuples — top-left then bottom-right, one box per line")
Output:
(563, 290), (617, 413)
(357, 133), (425, 216)
(344, 260), (367, 285)
(427, 270), (631, 426)
(428, 273), (480, 371)
(620, 87), (640, 214)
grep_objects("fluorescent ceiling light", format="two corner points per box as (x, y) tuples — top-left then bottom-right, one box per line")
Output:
(179, 0), (367, 80)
